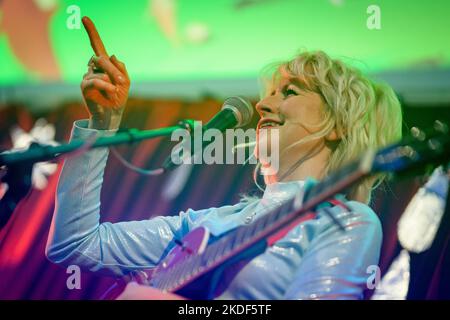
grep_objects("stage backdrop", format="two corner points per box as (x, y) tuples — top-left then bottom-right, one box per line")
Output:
(1, 0), (449, 84)
(0, 98), (449, 299)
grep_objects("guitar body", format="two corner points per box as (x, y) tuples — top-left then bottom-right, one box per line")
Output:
(101, 226), (266, 300)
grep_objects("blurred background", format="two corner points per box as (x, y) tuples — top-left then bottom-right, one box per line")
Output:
(0, 0), (449, 299)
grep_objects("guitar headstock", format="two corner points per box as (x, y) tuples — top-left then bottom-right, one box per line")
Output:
(371, 121), (449, 175)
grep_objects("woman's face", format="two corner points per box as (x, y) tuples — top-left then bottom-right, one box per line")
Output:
(255, 71), (326, 171)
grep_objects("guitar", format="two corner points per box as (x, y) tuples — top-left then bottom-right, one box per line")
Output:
(101, 122), (450, 300)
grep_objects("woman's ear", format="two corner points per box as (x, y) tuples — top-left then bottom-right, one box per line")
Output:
(325, 128), (340, 142)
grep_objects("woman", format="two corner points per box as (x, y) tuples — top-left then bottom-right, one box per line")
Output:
(46, 17), (402, 299)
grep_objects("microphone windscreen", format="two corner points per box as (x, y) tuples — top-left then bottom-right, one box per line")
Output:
(222, 96), (254, 128)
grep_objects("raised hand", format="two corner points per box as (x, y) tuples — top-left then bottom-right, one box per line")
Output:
(80, 16), (130, 130)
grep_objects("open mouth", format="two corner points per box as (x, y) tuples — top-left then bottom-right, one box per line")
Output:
(258, 119), (283, 130)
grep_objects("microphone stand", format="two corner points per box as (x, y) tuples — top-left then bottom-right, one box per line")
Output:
(0, 120), (194, 230)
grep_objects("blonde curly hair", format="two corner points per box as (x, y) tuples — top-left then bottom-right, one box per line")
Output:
(258, 50), (403, 204)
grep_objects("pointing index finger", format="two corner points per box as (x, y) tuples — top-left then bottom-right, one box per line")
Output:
(82, 16), (108, 57)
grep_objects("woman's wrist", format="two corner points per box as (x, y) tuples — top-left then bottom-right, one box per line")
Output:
(88, 106), (124, 130)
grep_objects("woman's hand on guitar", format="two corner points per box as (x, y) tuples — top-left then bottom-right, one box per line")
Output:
(116, 282), (187, 300)
(80, 16), (130, 130)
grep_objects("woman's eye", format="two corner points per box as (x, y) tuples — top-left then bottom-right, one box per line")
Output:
(285, 88), (298, 96)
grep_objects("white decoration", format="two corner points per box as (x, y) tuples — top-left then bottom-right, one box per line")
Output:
(34, 0), (59, 11)
(398, 167), (448, 253)
(330, 0), (344, 6)
(8, 118), (58, 190)
(371, 249), (410, 300)
(185, 22), (210, 44)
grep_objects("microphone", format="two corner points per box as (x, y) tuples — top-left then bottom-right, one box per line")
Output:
(162, 96), (254, 171)
(202, 96), (254, 131)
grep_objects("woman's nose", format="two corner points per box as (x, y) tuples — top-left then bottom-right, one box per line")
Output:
(255, 96), (279, 117)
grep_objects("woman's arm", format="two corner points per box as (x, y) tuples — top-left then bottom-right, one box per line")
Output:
(46, 17), (184, 276)
(45, 120), (189, 276)
(283, 201), (383, 300)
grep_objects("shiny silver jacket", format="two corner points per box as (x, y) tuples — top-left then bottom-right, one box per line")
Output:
(46, 120), (382, 299)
